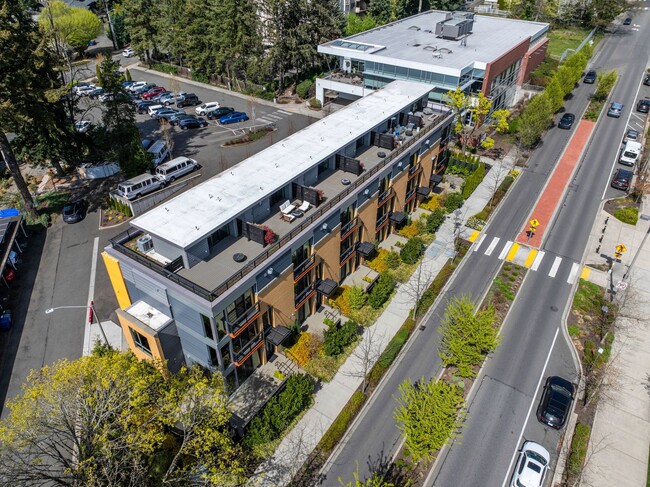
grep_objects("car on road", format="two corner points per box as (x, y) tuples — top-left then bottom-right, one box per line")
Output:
(583, 70), (597, 84)
(157, 109), (186, 123)
(607, 102), (624, 118)
(611, 168), (634, 191)
(74, 120), (93, 133)
(62, 200), (87, 224)
(179, 117), (208, 130)
(645, 74), (650, 87)
(623, 17), (632, 25)
(636, 99), (650, 113)
(536, 376), (575, 429)
(218, 111), (249, 124)
(557, 113), (575, 130)
(175, 93), (200, 108)
(624, 128), (639, 142)
(196, 102), (220, 115)
(123, 47), (134, 57)
(141, 87), (168, 100)
(206, 107), (234, 120)
(510, 441), (550, 487)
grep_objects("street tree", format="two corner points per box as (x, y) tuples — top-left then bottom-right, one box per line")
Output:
(401, 258), (435, 320)
(394, 378), (465, 463)
(38, 0), (102, 56)
(0, 349), (246, 486)
(346, 324), (383, 392)
(437, 296), (499, 377)
(588, 0), (626, 29)
(517, 92), (553, 148)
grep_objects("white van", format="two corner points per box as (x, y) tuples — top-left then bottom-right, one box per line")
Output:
(116, 173), (163, 200)
(196, 102), (220, 115)
(155, 156), (199, 183)
(619, 140), (642, 166)
(147, 140), (169, 167)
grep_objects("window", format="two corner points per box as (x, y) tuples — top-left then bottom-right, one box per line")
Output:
(225, 288), (255, 325)
(208, 345), (219, 367)
(130, 328), (152, 355)
(262, 307), (273, 330)
(207, 226), (229, 249)
(221, 344), (232, 368)
(202, 314), (214, 340)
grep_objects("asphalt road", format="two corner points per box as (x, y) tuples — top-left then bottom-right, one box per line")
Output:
(322, 15), (650, 486)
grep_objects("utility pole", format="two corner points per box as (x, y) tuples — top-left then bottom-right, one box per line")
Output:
(103, 0), (118, 50)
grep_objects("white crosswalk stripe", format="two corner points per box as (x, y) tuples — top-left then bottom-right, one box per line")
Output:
(484, 237), (500, 257)
(265, 114), (283, 120)
(256, 118), (273, 124)
(548, 256), (562, 278)
(567, 263), (580, 285)
(498, 241), (513, 260)
(276, 109), (293, 115)
(473, 234), (487, 252)
(531, 251), (545, 271)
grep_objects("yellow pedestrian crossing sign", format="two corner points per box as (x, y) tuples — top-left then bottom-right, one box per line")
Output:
(529, 219), (540, 227)
(616, 244), (627, 253)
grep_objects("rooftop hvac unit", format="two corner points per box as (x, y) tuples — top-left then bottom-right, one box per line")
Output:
(137, 235), (153, 253)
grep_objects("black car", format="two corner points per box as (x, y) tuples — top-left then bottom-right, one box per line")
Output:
(636, 99), (650, 113)
(558, 113), (575, 129)
(623, 17), (632, 25)
(206, 107), (235, 120)
(537, 376), (575, 429)
(645, 74), (650, 87)
(62, 200), (87, 224)
(179, 117), (208, 130)
(168, 114), (196, 126)
(583, 70), (597, 84)
(136, 101), (156, 114)
(176, 93), (200, 108)
(611, 168), (634, 191)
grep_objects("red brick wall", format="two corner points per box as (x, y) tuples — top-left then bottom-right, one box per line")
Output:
(482, 37), (531, 96)
(519, 37), (549, 85)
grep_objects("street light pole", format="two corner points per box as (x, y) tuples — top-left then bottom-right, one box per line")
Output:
(45, 303), (109, 347)
(623, 223), (650, 281)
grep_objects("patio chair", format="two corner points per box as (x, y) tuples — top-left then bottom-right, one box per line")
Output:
(298, 200), (310, 212)
(280, 200), (296, 216)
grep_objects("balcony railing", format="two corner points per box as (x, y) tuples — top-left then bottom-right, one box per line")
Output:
(228, 302), (261, 338)
(408, 164), (422, 180)
(110, 110), (453, 303)
(234, 333), (264, 366)
(295, 282), (316, 309)
(293, 254), (316, 282)
(377, 188), (394, 207)
(375, 212), (390, 232)
(340, 217), (358, 240)
(340, 242), (358, 266)
(405, 188), (416, 203)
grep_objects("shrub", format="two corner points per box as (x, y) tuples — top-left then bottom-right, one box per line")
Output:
(421, 194), (443, 212)
(614, 206), (638, 225)
(466, 216), (485, 230)
(319, 391), (366, 453)
(296, 79), (313, 99)
(568, 324), (580, 337)
(385, 250), (401, 269)
(368, 318), (415, 387)
(323, 320), (359, 357)
(286, 333), (322, 366)
(329, 286), (352, 315)
(367, 249), (389, 273)
(444, 192), (465, 212)
(462, 163), (486, 199)
(567, 423), (591, 478)
(191, 71), (209, 83)
(152, 63), (178, 75)
(368, 272), (396, 309)
(398, 220), (422, 238)
(425, 208), (446, 233)
(308, 97), (322, 109)
(400, 237), (425, 264)
(347, 285), (367, 310)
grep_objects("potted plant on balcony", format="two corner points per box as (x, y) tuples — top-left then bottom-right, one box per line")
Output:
(262, 226), (276, 246)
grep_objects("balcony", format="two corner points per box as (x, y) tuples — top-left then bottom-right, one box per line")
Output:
(376, 212), (390, 232)
(340, 217), (358, 240)
(293, 254), (316, 282)
(377, 188), (394, 207)
(408, 164), (422, 180)
(228, 302), (261, 338)
(405, 188), (416, 203)
(340, 242), (358, 266)
(295, 283), (316, 310)
(324, 70), (364, 86)
(234, 333), (264, 367)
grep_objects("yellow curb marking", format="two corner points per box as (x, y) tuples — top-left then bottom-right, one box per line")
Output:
(468, 230), (480, 242)
(524, 249), (538, 268)
(505, 243), (520, 262)
(581, 267), (591, 280)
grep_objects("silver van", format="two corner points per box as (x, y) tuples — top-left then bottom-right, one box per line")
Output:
(147, 140), (169, 167)
(155, 156), (199, 183)
(116, 173), (163, 200)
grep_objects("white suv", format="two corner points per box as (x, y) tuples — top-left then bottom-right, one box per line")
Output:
(123, 48), (134, 57)
(196, 102), (220, 116)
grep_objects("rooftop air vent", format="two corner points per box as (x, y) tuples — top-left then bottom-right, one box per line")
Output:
(434, 12), (474, 41)
(408, 25), (421, 31)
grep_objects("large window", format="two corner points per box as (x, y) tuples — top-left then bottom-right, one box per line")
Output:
(208, 345), (219, 367)
(202, 314), (214, 341)
(225, 288), (255, 325)
(207, 226), (229, 250)
(130, 328), (152, 356)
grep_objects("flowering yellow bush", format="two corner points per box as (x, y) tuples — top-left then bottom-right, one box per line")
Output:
(329, 286), (352, 315)
(420, 194), (443, 212)
(366, 249), (389, 273)
(398, 221), (422, 239)
(287, 332), (322, 366)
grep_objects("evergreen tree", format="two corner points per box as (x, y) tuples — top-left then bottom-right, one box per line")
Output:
(121, 0), (159, 63)
(369, 0), (392, 24)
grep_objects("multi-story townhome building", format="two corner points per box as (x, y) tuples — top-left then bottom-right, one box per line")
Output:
(102, 80), (453, 398)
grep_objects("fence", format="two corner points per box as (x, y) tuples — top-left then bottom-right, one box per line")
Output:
(151, 61), (266, 94)
(559, 28), (597, 63)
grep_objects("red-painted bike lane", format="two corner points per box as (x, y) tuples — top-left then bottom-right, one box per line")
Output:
(516, 120), (596, 248)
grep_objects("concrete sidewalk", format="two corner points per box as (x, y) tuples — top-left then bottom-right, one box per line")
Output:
(581, 197), (650, 487)
(250, 150), (516, 486)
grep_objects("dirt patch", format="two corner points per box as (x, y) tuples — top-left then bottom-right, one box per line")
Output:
(603, 197), (639, 217)
(100, 208), (130, 228)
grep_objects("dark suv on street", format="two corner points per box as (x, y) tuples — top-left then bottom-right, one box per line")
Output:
(583, 70), (597, 84)
(611, 168), (634, 191)
(537, 376), (575, 429)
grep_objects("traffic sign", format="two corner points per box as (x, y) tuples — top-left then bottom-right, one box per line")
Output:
(530, 219), (540, 227)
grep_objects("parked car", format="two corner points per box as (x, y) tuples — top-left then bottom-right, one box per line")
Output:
(624, 128), (639, 142)
(558, 113), (575, 129)
(62, 200), (87, 224)
(136, 101), (156, 114)
(122, 81), (134, 89)
(72, 82), (94, 95)
(159, 92), (179, 106)
(157, 109), (186, 123)
(74, 120), (93, 133)
(75, 84), (98, 96)
(147, 104), (165, 117)
(132, 84), (157, 95)
(219, 111), (249, 124)
(150, 91), (171, 102)
(195, 102), (220, 115)
(0, 309), (12, 331)
(644, 74), (650, 87)
(636, 99), (650, 113)
(141, 87), (168, 100)
(583, 70), (597, 84)
(87, 87), (105, 99)
(611, 168), (634, 191)
(168, 114), (196, 126)
(607, 102), (624, 118)
(123, 47), (134, 57)
(127, 81), (148, 92)
(206, 107), (234, 120)
(176, 93), (200, 108)
(537, 376), (575, 429)
(510, 441), (550, 487)
(179, 117), (208, 130)
(99, 92), (116, 103)
(623, 17), (632, 25)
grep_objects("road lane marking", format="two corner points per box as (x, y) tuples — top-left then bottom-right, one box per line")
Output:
(498, 241), (514, 260)
(83, 237), (100, 357)
(548, 256), (562, 278)
(468, 230), (480, 242)
(501, 327), (560, 487)
(567, 262), (580, 284)
(524, 249), (538, 268)
(276, 109), (293, 115)
(530, 250), (545, 271)
(484, 237), (500, 256)
(506, 243), (520, 262)
(473, 234), (487, 252)
(581, 267), (591, 280)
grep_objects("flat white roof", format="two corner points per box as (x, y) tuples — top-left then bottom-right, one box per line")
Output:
(319, 10), (548, 74)
(132, 80), (432, 249)
(127, 300), (172, 331)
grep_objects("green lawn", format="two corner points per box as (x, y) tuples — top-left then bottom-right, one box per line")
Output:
(547, 28), (595, 59)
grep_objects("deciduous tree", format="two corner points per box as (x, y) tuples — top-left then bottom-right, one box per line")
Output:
(345, 13), (379, 36)
(518, 92), (553, 148)
(38, 0), (102, 56)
